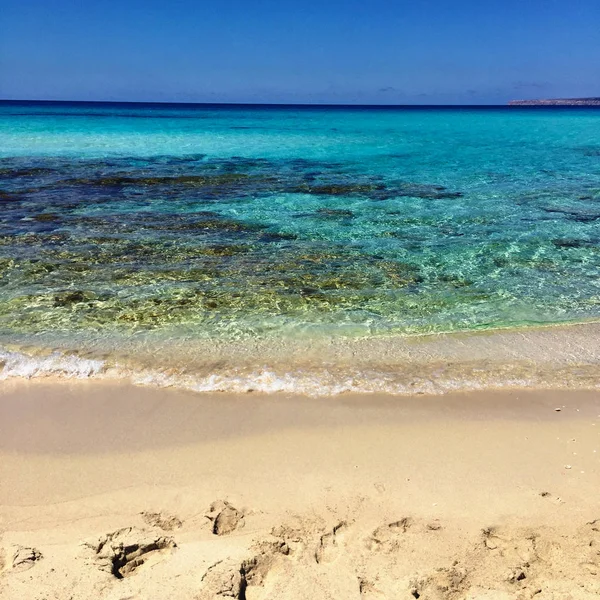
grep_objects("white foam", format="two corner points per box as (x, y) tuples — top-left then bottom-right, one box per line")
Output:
(0, 348), (105, 380)
(130, 368), (477, 396)
(132, 368), (388, 396)
(1, 346), (599, 397)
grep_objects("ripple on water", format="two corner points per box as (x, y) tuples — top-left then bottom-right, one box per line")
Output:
(1, 105), (600, 385)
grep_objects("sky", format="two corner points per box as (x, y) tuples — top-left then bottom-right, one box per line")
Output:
(1, 0), (599, 105)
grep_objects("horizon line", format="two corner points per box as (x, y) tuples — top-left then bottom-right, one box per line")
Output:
(2, 99), (600, 109)
(0, 98), (519, 109)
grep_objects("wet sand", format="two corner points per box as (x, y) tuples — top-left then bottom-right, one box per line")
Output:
(1, 381), (600, 598)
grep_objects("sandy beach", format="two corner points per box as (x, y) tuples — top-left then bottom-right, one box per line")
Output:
(1, 381), (599, 599)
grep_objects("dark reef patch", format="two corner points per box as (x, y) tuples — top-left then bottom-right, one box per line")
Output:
(579, 146), (600, 157)
(541, 206), (600, 223)
(0, 167), (57, 178)
(552, 238), (595, 249)
(285, 181), (463, 200)
(0, 149), (597, 337)
(394, 183), (464, 200)
(314, 208), (355, 219)
(53, 290), (97, 307)
(257, 231), (298, 242)
(62, 173), (255, 188)
(0, 190), (23, 202)
(32, 213), (61, 222)
(162, 217), (263, 234)
(288, 182), (386, 196)
(0, 155), (464, 210)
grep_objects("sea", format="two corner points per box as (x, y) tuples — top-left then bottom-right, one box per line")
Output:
(1, 100), (600, 394)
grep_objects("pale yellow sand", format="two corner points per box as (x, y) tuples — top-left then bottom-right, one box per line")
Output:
(1, 381), (600, 599)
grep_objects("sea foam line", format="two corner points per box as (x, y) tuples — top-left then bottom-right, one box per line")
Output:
(0, 346), (441, 395)
(1, 346), (599, 397)
(0, 347), (105, 380)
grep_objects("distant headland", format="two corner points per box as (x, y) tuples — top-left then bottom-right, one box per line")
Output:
(509, 97), (600, 106)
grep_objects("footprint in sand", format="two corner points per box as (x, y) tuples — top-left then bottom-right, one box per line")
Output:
(141, 510), (183, 531)
(198, 540), (290, 599)
(198, 558), (246, 599)
(578, 519), (600, 574)
(426, 520), (443, 531)
(85, 527), (176, 579)
(8, 546), (43, 573)
(373, 482), (386, 494)
(271, 523), (309, 555)
(477, 527), (541, 592)
(359, 577), (386, 598)
(315, 521), (349, 564)
(481, 527), (538, 564)
(506, 566), (528, 584)
(409, 565), (467, 600)
(366, 517), (413, 553)
(207, 500), (245, 536)
(582, 518), (600, 548)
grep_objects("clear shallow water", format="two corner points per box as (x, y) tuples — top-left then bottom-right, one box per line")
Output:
(1, 102), (600, 393)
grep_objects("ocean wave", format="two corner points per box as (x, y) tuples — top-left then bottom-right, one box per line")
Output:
(2, 344), (600, 396)
(0, 347), (105, 380)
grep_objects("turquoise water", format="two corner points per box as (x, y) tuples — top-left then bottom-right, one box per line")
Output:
(1, 101), (600, 390)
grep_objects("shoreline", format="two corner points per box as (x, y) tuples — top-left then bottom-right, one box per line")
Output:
(3, 319), (600, 395)
(1, 381), (600, 598)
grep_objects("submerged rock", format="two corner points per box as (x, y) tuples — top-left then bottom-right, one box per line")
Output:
(289, 182), (386, 196)
(258, 231), (298, 242)
(542, 206), (600, 223)
(53, 290), (97, 307)
(0, 167), (56, 178)
(552, 238), (594, 249)
(395, 183), (463, 199)
(288, 181), (463, 200)
(314, 208), (355, 218)
(200, 244), (251, 256)
(63, 173), (253, 187)
(164, 218), (262, 233)
(32, 213), (60, 222)
(0, 190), (23, 202)
(580, 146), (600, 157)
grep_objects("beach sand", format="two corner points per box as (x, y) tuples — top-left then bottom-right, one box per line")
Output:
(1, 381), (600, 599)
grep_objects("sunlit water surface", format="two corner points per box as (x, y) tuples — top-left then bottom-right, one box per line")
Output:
(1, 102), (599, 393)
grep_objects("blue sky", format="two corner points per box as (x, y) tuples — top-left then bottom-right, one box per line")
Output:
(1, 0), (599, 104)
